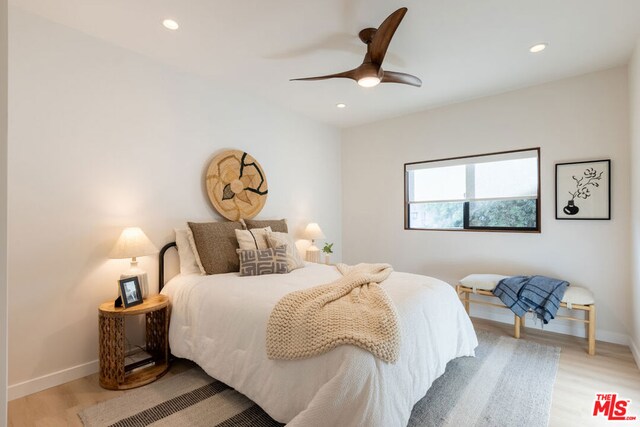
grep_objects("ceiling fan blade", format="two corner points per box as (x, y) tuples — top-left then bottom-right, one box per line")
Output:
(381, 71), (422, 87)
(370, 7), (408, 65)
(290, 69), (357, 82)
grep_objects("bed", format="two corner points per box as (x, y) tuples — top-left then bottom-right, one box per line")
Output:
(159, 243), (478, 427)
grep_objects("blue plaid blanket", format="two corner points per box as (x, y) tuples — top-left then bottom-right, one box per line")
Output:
(492, 275), (569, 324)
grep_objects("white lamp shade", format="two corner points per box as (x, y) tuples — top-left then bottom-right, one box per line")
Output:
(110, 227), (158, 259)
(304, 223), (325, 240)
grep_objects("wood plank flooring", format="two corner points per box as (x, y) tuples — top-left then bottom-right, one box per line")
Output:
(8, 318), (640, 426)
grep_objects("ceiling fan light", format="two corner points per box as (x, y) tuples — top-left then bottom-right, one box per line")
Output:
(357, 76), (381, 88)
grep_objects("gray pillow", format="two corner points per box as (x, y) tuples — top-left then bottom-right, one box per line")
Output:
(243, 218), (288, 233)
(188, 221), (243, 274)
(237, 246), (289, 276)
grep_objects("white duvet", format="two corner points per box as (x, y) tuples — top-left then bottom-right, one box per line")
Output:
(162, 263), (478, 427)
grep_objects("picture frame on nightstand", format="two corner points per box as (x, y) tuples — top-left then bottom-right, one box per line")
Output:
(118, 276), (143, 308)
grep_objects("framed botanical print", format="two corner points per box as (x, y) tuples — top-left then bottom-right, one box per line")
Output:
(555, 159), (610, 220)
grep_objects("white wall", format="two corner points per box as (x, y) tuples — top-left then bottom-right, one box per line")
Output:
(0, 0), (7, 421)
(7, 9), (342, 398)
(630, 39), (640, 365)
(343, 67), (631, 344)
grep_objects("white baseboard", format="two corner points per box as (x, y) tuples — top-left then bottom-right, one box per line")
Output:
(8, 359), (98, 401)
(630, 338), (640, 370)
(470, 305), (630, 346)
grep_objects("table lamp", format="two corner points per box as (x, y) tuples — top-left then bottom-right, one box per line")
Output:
(304, 222), (325, 263)
(110, 227), (158, 304)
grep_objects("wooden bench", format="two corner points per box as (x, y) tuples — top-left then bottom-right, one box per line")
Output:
(456, 274), (596, 355)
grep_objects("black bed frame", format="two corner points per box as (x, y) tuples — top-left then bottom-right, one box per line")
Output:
(159, 242), (177, 292)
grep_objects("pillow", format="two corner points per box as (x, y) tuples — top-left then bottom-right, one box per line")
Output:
(266, 231), (305, 271)
(174, 228), (202, 275)
(188, 221), (244, 274)
(235, 227), (272, 250)
(243, 218), (288, 233)
(237, 246), (289, 276)
(459, 274), (508, 291)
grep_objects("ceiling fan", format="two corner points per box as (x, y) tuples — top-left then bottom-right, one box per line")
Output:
(291, 7), (421, 88)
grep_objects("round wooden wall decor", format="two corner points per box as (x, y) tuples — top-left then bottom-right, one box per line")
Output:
(205, 150), (269, 221)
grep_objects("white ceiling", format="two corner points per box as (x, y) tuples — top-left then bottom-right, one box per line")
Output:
(11, 0), (640, 128)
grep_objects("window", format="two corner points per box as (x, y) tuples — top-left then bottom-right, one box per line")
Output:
(405, 148), (540, 232)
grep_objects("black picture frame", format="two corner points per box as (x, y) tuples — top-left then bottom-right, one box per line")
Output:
(555, 159), (611, 220)
(118, 276), (144, 308)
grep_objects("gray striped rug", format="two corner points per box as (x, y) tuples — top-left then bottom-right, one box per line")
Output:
(79, 330), (559, 426)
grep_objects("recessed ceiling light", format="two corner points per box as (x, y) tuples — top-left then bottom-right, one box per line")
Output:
(529, 43), (547, 53)
(336, 103), (347, 109)
(162, 19), (179, 30)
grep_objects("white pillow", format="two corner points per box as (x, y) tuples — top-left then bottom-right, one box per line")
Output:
(266, 231), (305, 271)
(175, 228), (202, 275)
(235, 227), (272, 250)
(459, 274), (508, 291)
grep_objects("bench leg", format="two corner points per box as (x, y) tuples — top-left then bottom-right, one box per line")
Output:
(521, 313), (526, 329)
(514, 314), (521, 339)
(588, 305), (596, 356)
(462, 289), (470, 314)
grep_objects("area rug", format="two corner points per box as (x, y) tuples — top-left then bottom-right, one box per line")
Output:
(407, 329), (560, 427)
(78, 330), (560, 427)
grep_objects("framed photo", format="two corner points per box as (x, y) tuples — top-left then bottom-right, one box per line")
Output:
(118, 276), (143, 308)
(555, 159), (610, 220)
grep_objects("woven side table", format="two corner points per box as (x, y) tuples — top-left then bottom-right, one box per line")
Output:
(98, 294), (170, 390)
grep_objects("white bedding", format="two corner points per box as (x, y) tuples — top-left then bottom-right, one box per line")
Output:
(162, 262), (478, 427)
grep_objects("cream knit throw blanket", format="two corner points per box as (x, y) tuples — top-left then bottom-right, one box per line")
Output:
(266, 263), (400, 363)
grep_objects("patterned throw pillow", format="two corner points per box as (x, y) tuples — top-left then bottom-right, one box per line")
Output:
(237, 246), (289, 276)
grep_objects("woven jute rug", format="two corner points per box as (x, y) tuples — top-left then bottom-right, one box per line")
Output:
(79, 330), (560, 427)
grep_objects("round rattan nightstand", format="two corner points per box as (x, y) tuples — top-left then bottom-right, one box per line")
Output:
(98, 294), (170, 390)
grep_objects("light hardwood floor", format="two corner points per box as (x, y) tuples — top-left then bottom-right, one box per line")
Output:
(8, 318), (640, 426)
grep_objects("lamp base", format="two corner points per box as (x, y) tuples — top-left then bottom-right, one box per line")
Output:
(306, 245), (320, 263)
